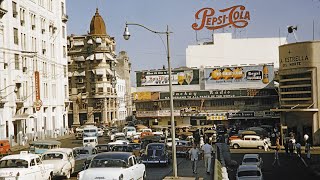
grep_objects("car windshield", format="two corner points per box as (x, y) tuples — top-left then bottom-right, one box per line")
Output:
(84, 129), (96, 133)
(148, 145), (163, 150)
(129, 144), (141, 150)
(90, 159), (127, 168)
(78, 150), (90, 154)
(238, 170), (261, 177)
(42, 153), (64, 160)
(0, 159), (29, 168)
(243, 158), (259, 163)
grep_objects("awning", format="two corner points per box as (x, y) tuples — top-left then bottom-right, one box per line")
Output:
(105, 53), (114, 61)
(74, 56), (85, 61)
(86, 54), (94, 60)
(95, 69), (105, 75)
(95, 53), (104, 60)
(13, 114), (30, 120)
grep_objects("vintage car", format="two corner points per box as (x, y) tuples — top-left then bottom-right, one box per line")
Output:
(230, 135), (267, 149)
(111, 145), (133, 152)
(75, 127), (84, 140)
(29, 140), (61, 154)
(241, 154), (264, 169)
(110, 132), (126, 142)
(166, 138), (180, 147)
(83, 136), (98, 147)
(41, 148), (75, 179)
(236, 165), (263, 180)
(96, 144), (111, 153)
(0, 151), (54, 180)
(141, 143), (170, 166)
(129, 143), (142, 157)
(97, 128), (104, 137)
(73, 146), (97, 173)
(176, 140), (192, 157)
(77, 152), (146, 180)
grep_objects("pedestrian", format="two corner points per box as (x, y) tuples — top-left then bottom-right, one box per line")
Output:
(272, 137), (281, 167)
(189, 143), (200, 174)
(304, 134), (309, 144)
(288, 139), (294, 156)
(305, 142), (311, 159)
(201, 140), (213, 174)
(284, 138), (289, 156)
(296, 142), (302, 157)
(263, 138), (269, 151)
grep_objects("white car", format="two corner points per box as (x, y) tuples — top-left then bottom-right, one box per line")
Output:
(166, 138), (180, 147)
(41, 148), (75, 179)
(110, 132), (125, 142)
(78, 152), (146, 180)
(230, 135), (265, 149)
(0, 151), (54, 180)
(242, 154), (263, 169)
(236, 165), (263, 180)
(83, 137), (98, 147)
(98, 128), (104, 137)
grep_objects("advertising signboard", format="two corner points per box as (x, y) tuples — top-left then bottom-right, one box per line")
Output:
(33, 71), (42, 111)
(133, 92), (159, 101)
(136, 69), (199, 87)
(204, 64), (274, 89)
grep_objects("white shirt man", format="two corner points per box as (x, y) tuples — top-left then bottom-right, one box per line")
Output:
(189, 144), (200, 173)
(201, 142), (213, 174)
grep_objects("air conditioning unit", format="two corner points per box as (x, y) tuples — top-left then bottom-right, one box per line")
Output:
(20, 20), (25, 26)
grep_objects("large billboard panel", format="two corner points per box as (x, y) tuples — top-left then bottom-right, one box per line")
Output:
(204, 64), (274, 89)
(136, 69), (199, 87)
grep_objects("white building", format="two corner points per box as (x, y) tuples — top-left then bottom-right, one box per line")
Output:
(186, 33), (286, 68)
(0, 0), (68, 145)
(115, 78), (127, 125)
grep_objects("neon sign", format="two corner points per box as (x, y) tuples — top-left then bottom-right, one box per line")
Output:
(192, 5), (250, 31)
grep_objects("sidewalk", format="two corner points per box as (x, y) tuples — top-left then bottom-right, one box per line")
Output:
(10, 134), (75, 152)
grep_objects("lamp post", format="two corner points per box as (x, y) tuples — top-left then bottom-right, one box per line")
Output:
(123, 22), (177, 178)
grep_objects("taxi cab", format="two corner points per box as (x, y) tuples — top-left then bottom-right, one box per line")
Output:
(0, 151), (54, 180)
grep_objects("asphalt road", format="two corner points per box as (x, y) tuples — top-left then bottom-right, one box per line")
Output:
(229, 149), (320, 180)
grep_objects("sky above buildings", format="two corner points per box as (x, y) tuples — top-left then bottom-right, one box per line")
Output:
(67, 0), (320, 85)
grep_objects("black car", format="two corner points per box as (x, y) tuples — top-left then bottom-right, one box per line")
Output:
(96, 144), (111, 153)
(111, 145), (133, 152)
(141, 143), (170, 166)
(73, 146), (97, 173)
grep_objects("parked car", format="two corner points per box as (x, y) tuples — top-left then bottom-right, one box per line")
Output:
(0, 151), (54, 180)
(73, 146), (97, 173)
(236, 165), (263, 180)
(141, 143), (170, 166)
(29, 140), (61, 154)
(83, 136), (98, 147)
(241, 154), (263, 169)
(230, 135), (265, 149)
(96, 144), (111, 153)
(41, 148), (75, 179)
(83, 125), (98, 138)
(176, 140), (192, 157)
(75, 126), (84, 140)
(77, 152), (146, 180)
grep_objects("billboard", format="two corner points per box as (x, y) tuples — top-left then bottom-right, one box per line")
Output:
(204, 64), (274, 89)
(136, 69), (199, 87)
(133, 92), (159, 101)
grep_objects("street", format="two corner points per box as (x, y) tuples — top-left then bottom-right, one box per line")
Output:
(228, 149), (320, 180)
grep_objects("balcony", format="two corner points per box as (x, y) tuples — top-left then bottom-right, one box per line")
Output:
(0, 6), (7, 19)
(62, 14), (68, 23)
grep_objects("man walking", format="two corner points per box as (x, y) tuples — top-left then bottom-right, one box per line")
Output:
(272, 137), (281, 167)
(201, 140), (213, 174)
(189, 144), (200, 174)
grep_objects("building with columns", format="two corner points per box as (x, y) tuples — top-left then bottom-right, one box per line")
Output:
(0, 0), (69, 145)
(67, 9), (131, 127)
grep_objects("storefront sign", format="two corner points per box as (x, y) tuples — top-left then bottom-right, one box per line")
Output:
(228, 111), (280, 118)
(279, 43), (314, 69)
(228, 111), (255, 118)
(206, 115), (227, 121)
(180, 106), (199, 113)
(160, 89), (277, 100)
(204, 65), (274, 89)
(136, 110), (180, 117)
(192, 5), (250, 31)
(136, 69), (199, 87)
(133, 92), (159, 101)
(34, 71), (42, 111)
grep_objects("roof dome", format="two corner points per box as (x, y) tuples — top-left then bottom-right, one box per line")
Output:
(89, 8), (107, 35)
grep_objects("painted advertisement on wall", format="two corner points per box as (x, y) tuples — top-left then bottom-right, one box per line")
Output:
(136, 69), (199, 87)
(204, 64), (274, 89)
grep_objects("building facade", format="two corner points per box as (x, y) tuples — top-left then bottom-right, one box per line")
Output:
(67, 9), (131, 127)
(134, 65), (279, 128)
(186, 33), (286, 68)
(274, 41), (320, 145)
(0, 0), (69, 144)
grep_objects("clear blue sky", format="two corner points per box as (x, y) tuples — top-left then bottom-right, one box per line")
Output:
(67, 0), (320, 84)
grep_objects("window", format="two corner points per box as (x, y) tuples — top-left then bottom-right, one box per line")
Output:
(41, 17), (46, 33)
(52, 64), (56, 77)
(14, 54), (19, 70)
(52, 84), (56, 98)
(63, 46), (66, 58)
(44, 83), (48, 98)
(36, 158), (41, 165)
(64, 85), (68, 97)
(30, 13), (36, 30)
(13, 28), (18, 45)
(30, 159), (36, 166)
(61, 2), (65, 16)
(42, 40), (46, 55)
(48, 0), (53, 11)
(98, 88), (103, 93)
(20, 8), (26, 26)
(12, 1), (17, 18)
(62, 26), (65, 38)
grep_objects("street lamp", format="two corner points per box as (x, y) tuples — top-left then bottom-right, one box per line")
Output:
(123, 22), (178, 178)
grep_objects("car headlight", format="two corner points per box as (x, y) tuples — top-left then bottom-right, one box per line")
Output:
(119, 174), (124, 180)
